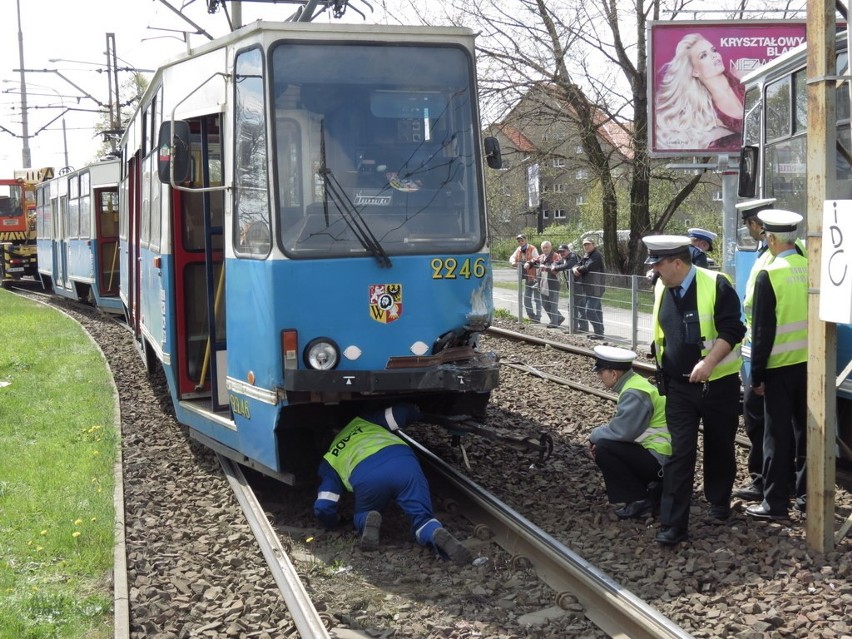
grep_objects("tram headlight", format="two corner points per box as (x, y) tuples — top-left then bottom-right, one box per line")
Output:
(304, 338), (340, 370)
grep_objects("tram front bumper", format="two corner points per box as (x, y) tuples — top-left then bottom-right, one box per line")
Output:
(282, 351), (499, 394)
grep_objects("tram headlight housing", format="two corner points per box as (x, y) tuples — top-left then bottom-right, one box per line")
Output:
(304, 338), (340, 370)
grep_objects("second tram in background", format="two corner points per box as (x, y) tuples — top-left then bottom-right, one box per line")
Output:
(118, 20), (502, 483)
(737, 29), (852, 455)
(35, 160), (122, 313)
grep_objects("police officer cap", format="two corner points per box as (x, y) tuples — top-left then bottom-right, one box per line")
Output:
(687, 228), (717, 250)
(735, 198), (776, 222)
(557, 243), (570, 252)
(757, 209), (803, 233)
(591, 345), (637, 372)
(642, 235), (692, 265)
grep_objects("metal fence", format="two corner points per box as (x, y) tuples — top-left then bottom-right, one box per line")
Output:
(494, 267), (656, 349)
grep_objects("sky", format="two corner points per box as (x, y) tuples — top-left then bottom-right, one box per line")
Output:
(0, 0), (811, 179)
(0, 0), (395, 178)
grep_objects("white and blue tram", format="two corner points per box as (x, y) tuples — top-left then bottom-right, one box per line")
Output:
(737, 30), (852, 444)
(35, 160), (122, 313)
(119, 20), (502, 482)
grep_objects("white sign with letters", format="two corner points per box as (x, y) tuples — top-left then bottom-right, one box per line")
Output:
(820, 200), (852, 323)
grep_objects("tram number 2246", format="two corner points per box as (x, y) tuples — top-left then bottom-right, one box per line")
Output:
(430, 257), (487, 280)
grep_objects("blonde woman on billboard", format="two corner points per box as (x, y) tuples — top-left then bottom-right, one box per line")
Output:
(655, 33), (744, 151)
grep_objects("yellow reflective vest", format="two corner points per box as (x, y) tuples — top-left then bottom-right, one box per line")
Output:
(652, 267), (742, 380)
(619, 374), (671, 456)
(761, 252), (808, 369)
(323, 417), (406, 492)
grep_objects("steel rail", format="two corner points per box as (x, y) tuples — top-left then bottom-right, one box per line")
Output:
(487, 325), (657, 373)
(407, 438), (695, 639)
(218, 456), (331, 639)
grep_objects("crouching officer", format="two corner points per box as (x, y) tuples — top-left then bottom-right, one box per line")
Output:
(313, 404), (473, 565)
(589, 346), (671, 519)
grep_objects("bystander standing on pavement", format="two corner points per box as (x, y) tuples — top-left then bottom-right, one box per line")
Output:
(553, 243), (583, 330)
(537, 241), (565, 328)
(573, 237), (606, 339)
(509, 234), (542, 323)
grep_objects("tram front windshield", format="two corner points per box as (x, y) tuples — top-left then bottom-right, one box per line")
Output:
(271, 43), (482, 258)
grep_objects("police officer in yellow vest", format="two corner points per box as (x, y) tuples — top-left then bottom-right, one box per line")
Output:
(745, 210), (808, 520)
(644, 235), (746, 546)
(732, 198), (777, 502)
(314, 404), (473, 565)
(588, 346), (671, 519)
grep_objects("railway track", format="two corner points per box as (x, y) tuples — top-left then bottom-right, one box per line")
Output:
(9, 288), (852, 638)
(488, 322), (852, 489)
(413, 438), (693, 639)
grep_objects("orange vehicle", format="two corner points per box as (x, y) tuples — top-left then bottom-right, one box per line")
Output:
(0, 168), (52, 285)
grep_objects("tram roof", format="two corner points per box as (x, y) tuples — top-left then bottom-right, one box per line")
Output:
(740, 29), (847, 86)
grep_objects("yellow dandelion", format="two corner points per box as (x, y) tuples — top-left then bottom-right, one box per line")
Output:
(92, 450), (100, 456)
(40, 530), (47, 536)
(90, 517), (97, 522)
(74, 519), (83, 526)
(27, 540), (32, 546)
(72, 531), (81, 538)
(35, 546), (43, 551)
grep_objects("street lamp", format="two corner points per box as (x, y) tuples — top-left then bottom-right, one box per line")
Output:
(15, 0), (30, 168)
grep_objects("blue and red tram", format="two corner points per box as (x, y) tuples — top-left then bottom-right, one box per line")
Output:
(118, 22), (502, 483)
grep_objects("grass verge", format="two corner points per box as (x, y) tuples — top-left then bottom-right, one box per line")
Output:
(0, 291), (116, 638)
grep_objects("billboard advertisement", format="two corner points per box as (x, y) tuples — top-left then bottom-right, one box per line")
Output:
(648, 21), (808, 156)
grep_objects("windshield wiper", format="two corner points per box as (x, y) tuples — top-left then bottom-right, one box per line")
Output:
(318, 122), (392, 268)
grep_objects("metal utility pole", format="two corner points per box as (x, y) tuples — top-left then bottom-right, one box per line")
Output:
(15, 0), (31, 168)
(103, 33), (124, 153)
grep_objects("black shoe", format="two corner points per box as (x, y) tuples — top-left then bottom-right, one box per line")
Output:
(546, 323), (559, 328)
(615, 498), (654, 520)
(655, 527), (688, 546)
(360, 511), (381, 551)
(732, 483), (763, 502)
(432, 528), (472, 566)
(557, 316), (565, 326)
(707, 504), (731, 522)
(589, 334), (604, 340)
(745, 504), (788, 520)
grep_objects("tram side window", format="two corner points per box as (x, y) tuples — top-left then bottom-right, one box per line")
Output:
(792, 69), (807, 135)
(838, 52), (851, 122)
(765, 76), (791, 142)
(234, 47), (271, 258)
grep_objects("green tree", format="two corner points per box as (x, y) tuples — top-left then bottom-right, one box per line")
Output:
(94, 72), (147, 160)
(400, 0), (800, 272)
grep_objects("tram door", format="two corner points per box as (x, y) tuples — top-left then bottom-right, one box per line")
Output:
(125, 154), (142, 336)
(56, 186), (68, 290)
(94, 187), (119, 295)
(171, 114), (227, 409)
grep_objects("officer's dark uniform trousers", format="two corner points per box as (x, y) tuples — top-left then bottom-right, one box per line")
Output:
(657, 283), (743, 531)
(762, 362), (807, 510)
